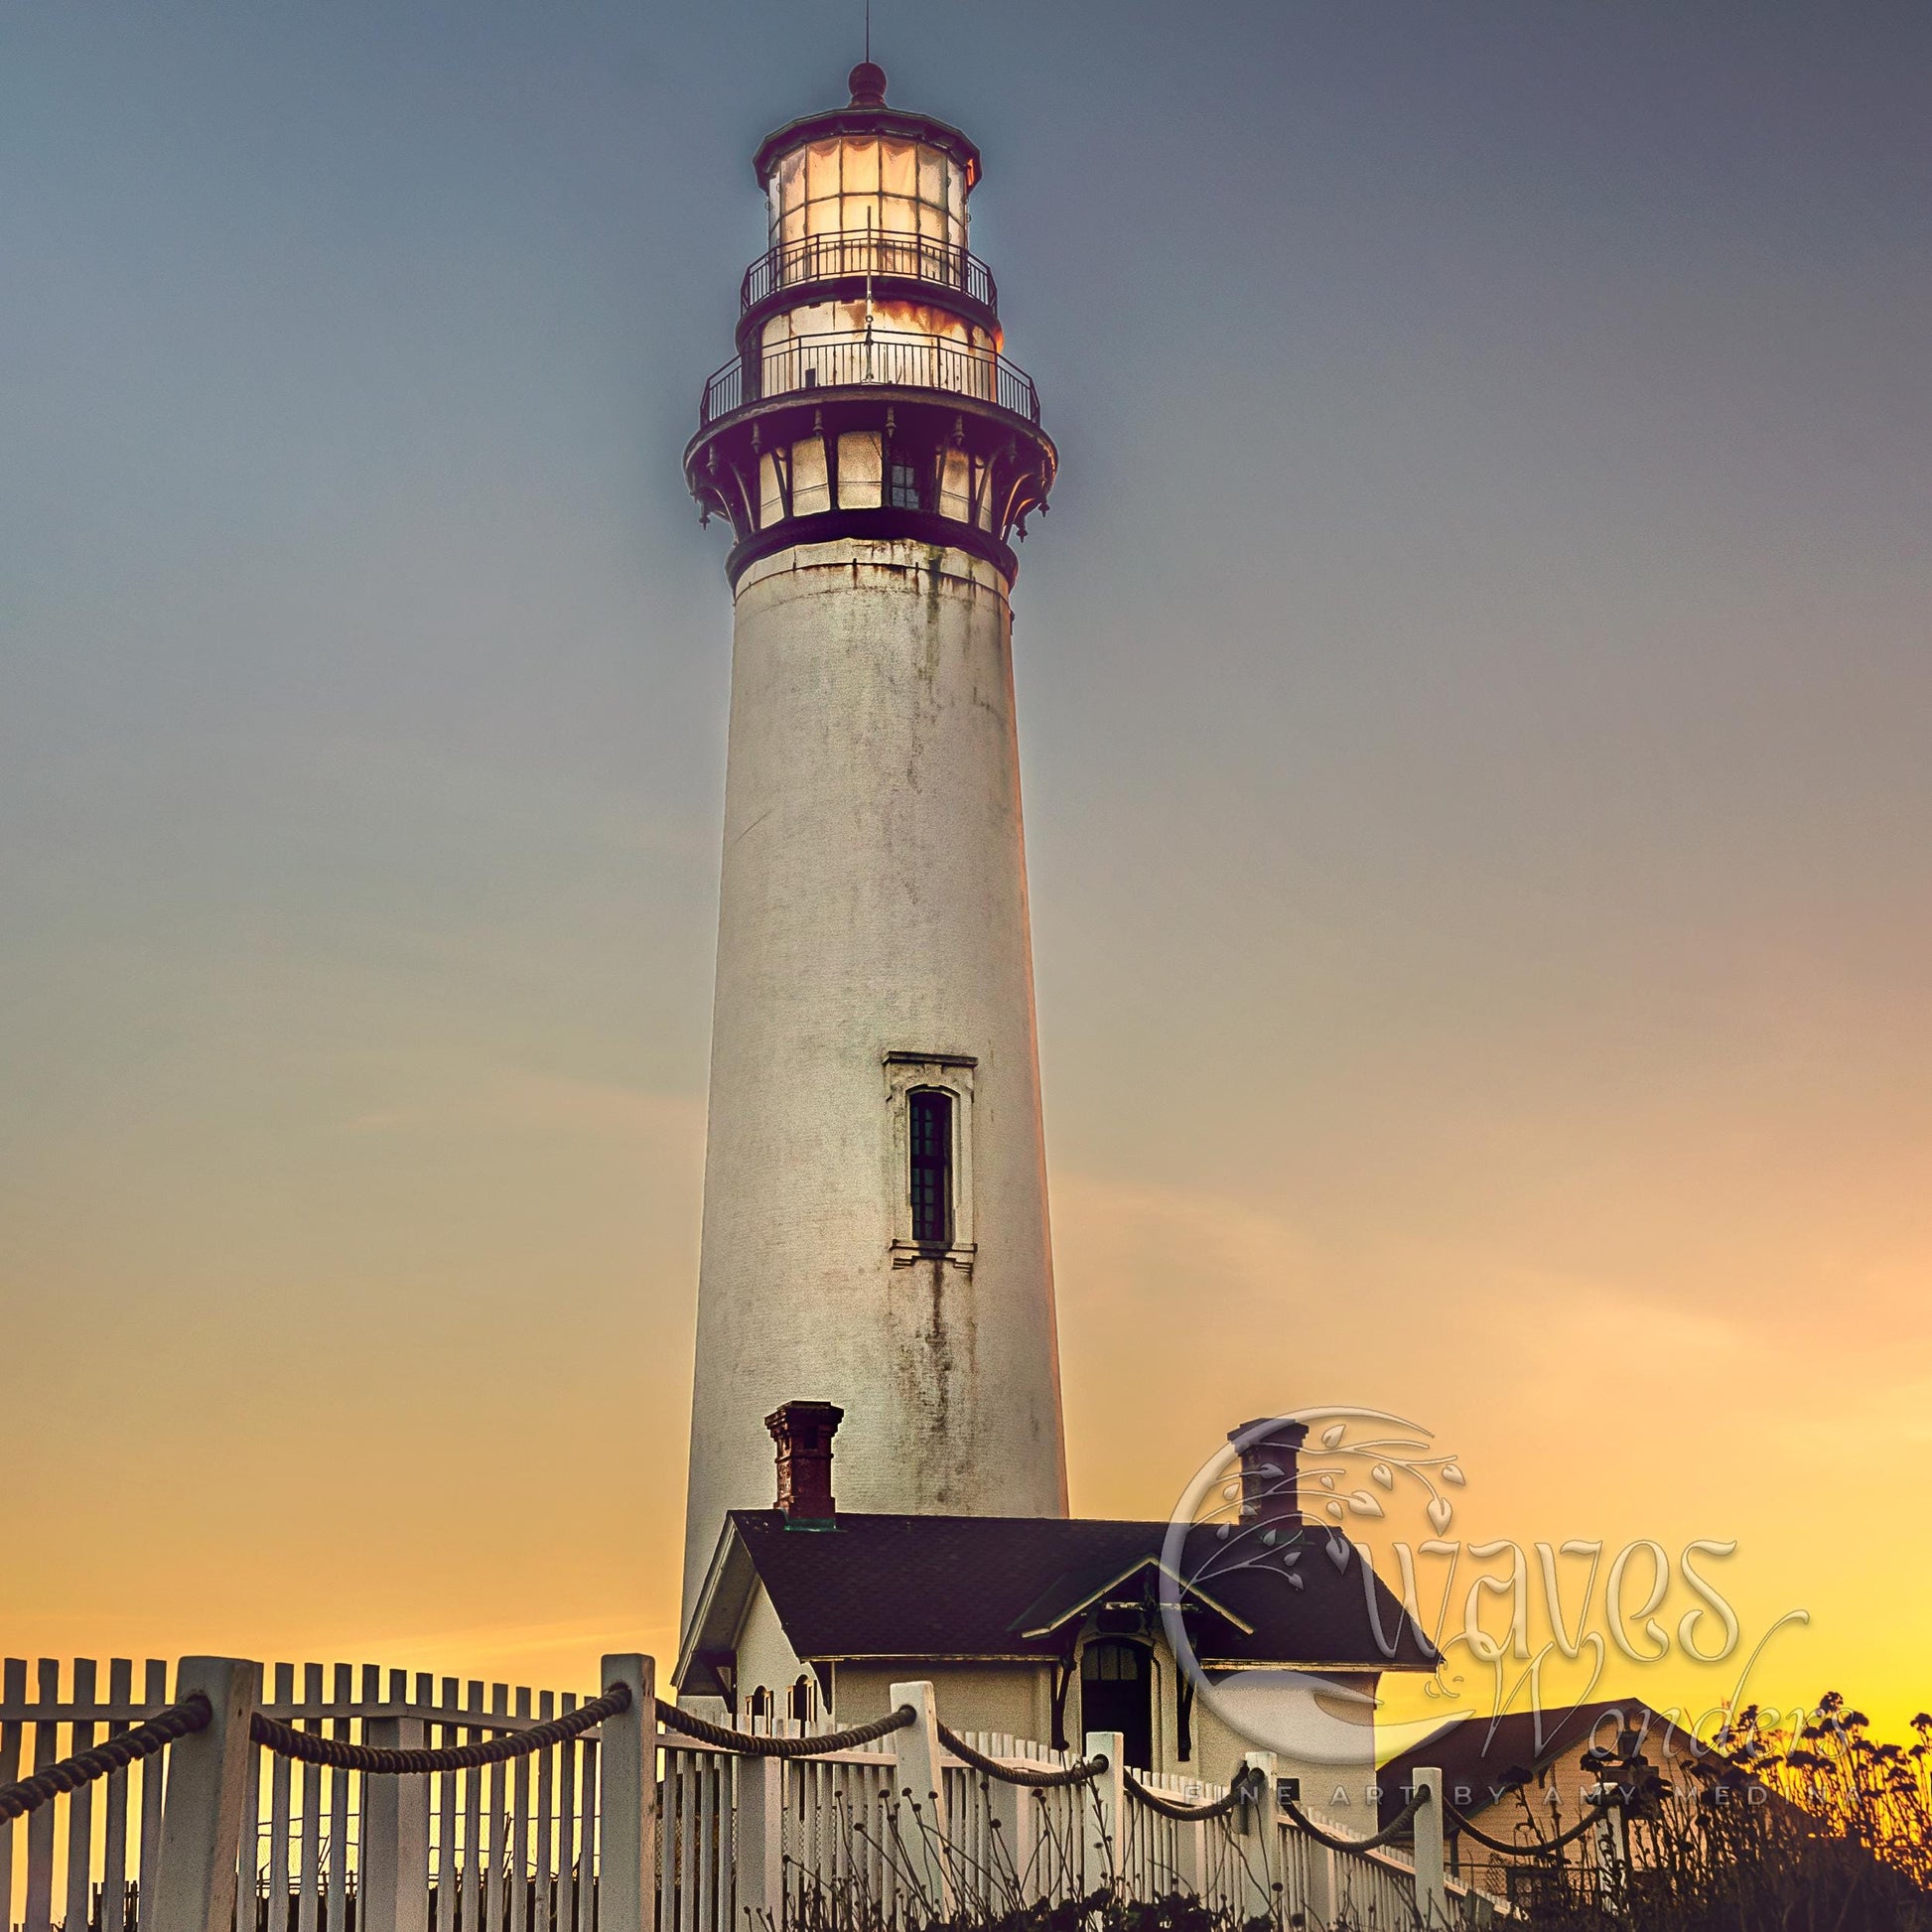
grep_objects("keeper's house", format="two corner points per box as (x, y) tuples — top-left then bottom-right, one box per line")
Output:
(677, 1405), (1437, 1797)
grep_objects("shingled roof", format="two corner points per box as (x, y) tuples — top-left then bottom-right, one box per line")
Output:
(677, 1509), (1439, 1691)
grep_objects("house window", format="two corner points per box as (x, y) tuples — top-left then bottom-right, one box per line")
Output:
(908, 1089), (952, 1247)
(888, 449), (923, 510)
(748, 1686), (772, 1727)
(787, 1674), (816, 1725)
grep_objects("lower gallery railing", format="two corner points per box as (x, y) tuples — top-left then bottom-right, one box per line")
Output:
(3, 1656), (1519, 1932)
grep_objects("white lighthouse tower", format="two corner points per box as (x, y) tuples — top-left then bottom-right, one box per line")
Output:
(680, 64), (1067, 1621)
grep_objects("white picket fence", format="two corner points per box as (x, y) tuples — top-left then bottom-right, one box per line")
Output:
(3, 1656), (1505, 1932)
(2, 1660), (171, 1932)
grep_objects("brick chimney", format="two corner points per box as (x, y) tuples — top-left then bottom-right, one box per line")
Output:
(764, 1401), (843, 1527)
(1228, 1417), (1310, 1530)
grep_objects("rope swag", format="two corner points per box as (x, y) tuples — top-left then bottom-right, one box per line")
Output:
(1443, 1795), (1615, 1859)
(655, 1700), (916, 1757)
(250, 1686), (629, 1773)
(937, 1724), (1106, 1788)
(0, 1695), (211, 1823)
(1281, 1786), (1428, 1854)
(1122, 1763), (1265, 1821)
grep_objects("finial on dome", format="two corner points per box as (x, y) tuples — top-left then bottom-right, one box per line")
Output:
(848, 62), (888, 106)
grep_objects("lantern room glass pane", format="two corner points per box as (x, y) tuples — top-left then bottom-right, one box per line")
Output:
(881, 139), (917, 198)
(806, 140), (840, 201)
(766, 135), (966, 263)
(843, 136), (879, 195)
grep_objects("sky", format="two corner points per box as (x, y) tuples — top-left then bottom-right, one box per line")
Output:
(3, 1), (1929, 1741)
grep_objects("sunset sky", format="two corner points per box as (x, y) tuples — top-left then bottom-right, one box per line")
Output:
(4, 2), (1928, 1741)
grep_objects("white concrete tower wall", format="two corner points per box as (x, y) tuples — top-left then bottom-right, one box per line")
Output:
(680, 65), (1067, 1626)
(686, 536), (1067, 1579)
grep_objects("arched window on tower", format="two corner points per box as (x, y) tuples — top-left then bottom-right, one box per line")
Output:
(887, 1052), (975, 1268)
(908, 1088), (953, 1249)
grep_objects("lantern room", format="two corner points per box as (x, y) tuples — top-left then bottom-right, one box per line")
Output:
(765, 122), (968, 254)
(686, 65), (1054, 588)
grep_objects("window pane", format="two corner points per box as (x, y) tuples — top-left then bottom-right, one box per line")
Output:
(791, 435), (830, 516)
(938, 450), (972, 522)
(838, 430), (883, 509)
(838, 192), (878, 244)
(918, 147), (945, 206)
(908, 1090), (952, 1247)
(843, 136), (879, 195)
(889, 449), (923, 511)
(844, 192), (882, 247)
(882, 194), (917, 236)
(807, 139), (841, 201)
(881, 139), (917, 197)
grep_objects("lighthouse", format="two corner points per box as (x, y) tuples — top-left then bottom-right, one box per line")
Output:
(679, 64), (1067, 1622)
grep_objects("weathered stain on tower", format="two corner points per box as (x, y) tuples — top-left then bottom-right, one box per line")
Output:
(680, 64), (1067, 1625)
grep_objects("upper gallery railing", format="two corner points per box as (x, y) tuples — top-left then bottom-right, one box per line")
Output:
(699, 329), (1040, 427)
(741, 233), (998, 317)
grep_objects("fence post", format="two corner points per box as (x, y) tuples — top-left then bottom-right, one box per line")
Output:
(737, 1754), (786, 1927)
(150, 1658), (257, 1932)
(1587, 1781), (1629, 1915)
(599, 1655), (659, 1932)
(1236, 1751), (1279, 1926)
(362, 1671), (430, 1932)
(1081, 1731), (1124, 1897)
(1412, 1768), (1449, 1928)
(889, 1681), (953, 1918)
